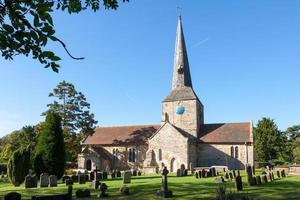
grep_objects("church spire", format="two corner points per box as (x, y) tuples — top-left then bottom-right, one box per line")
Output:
(172, 16), (193, 89)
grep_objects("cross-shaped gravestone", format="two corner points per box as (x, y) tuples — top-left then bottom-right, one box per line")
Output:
(157, 167), (173, 198)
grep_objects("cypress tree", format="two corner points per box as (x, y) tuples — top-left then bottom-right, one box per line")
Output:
(34, 111), (65, 179)
(7, 147), (31, 186)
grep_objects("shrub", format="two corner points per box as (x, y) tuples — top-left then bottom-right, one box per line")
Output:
(34, 111), (66, 179)
(7, 147), (31, 186)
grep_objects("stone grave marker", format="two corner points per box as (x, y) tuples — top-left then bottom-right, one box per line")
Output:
(156, 167), (173, 198)
(232, 170), (236, 178)
(123, 171), (131, 184)
(66, 179), (73, 186)
(198, 170), (202, 178)
(120, 186), (130, 195)
(195, 171), (199, 179)
(262, 175), (268, 183)
(277, 171), (281, 179)
(76, 189), (91, 198)
(40, 173), (49, 187)
(78, 174), (86, 184)
(71, 175), (78, 182)
(176, 169), (181, 177)
(62, 175), (70, 183)
(103, 171), (108, 179)
(111, 171), (116, 179)
(224, 172), (229, 180)
(211, 167), (217, 177)
(229, 172), (233, 180)
(201, 169), (206, 178)
(235, 175), (243, 191)
(132, 170), (137, 176)
(49, 175), (57, 187)
(90, 171), (95, 181)
(246, 165), (253, 184)
(281, 170), (286, 177)
(25, 174), (37, 188)
(184, 169), (188, 176)
(85, 174), (89, 182)
(4, 192), (21, 200)
(91, 180), (100, 189)
(116, 171), (121, 177)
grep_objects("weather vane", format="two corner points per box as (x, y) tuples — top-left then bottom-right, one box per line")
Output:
(177, 6), (182, 17)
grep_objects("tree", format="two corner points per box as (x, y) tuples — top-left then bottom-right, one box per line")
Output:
(293, 137), (300, 163)
(34, 111), (65, 179)
(44, 80), (97, 162)
(7, 146), (31, 186)
(0, 0), (128, 72)
(254, 117), (282, 163)
(0, 126), (36, 163)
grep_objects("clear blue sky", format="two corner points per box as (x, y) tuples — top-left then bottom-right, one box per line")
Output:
(1, 0), (300, 137)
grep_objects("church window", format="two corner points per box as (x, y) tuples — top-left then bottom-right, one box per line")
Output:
(235, 146), (239, 159)
(230, 146), (234, 157)
(128, 148), (136, 162)
(158, 149), (162, 161)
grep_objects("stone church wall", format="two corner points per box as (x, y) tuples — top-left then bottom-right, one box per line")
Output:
(197, 143), (254, 170)
(147, 124), (189, 172)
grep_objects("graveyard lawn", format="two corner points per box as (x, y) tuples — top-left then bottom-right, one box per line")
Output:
(1, 173), (300, 200)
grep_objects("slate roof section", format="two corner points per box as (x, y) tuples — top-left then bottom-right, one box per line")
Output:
(82, 125), (160, 145)
(198, 122), (252, 144)
(163, 86), (200, 102)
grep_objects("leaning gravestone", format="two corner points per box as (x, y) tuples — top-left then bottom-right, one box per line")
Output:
(123, 171), (131, 184)
(235, 175), (243, 191)
(25, 174), (37, 188)
(4, 192), (21, 200)
(78, 174), (86, 184)
(156, 167), (173, 198)
(40, 173), (49, 187)
(49, 175), (57, 187)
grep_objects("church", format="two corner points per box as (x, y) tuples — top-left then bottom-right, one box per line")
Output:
(78, 17), (254, 173)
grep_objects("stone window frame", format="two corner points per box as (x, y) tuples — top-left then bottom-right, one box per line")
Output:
(128, 147), (136, 163)
(230, 146), (239, 159)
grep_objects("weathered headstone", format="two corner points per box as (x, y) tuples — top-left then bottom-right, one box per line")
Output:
(71, 175), (78, 182)
(78, 174), (86, 184)
(132, 170), (137, 176)
(184, 169), (188, 176)
(262, 175), (268, 183)
(256, 176), (262, 184)
(117, 171), (121, 177)
(271, 172), (275, 181)
(4, 192), (21, 200)
(281, 170), (286, 177)
(237, 170), (240, 176)
(102, 171), (108, 179)
(85, 174), (89, 182)
(232, 170), (236, 178)
(156, 167), (173, 198)
(246, 165), (253, 184)
(211, 167), (217, 177)
(267, 173), (272, 182)
(40, 173), (49, 188)
(25, 175), (37, 188)
(198, 170), (202, 178)
(235, 175), (243, 191)
(111, 171), (116, 179)
(66, 179), (73, 186)
(76, 189), (91, 198)
(123, 171), (131, 184)
(176, 169), (181, 177)
(90, 171), (95, 181)
(229, 172), (233, 180)
(91, 180), (100, 189)
(98, 183), (108, 198)
(138, 171), (142, 176)
(201, 169), (206, 178)
(195, 171), (199, 179)
(49, 175), (57, 187)
(62, 175), (70, 183)
(224, 172), (229, 180)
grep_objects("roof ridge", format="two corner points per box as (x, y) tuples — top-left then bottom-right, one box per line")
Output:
(95, 124), (160, 129)
(202, 122), (250, 125)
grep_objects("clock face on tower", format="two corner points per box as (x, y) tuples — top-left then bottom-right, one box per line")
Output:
(176, 105), (185, 115)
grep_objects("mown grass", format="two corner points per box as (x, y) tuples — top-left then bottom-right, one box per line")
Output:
(0, 172), (300, 200)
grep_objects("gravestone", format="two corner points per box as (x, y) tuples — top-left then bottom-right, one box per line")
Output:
(262, 175), (268, 183)
(76, 189), (91, 198)
(267, 173), (272, 182)
(237, 170), (240, 176)
(120, 186), (130, 196)
(90, 172), (95, 181)
(256, 176), (262, 184)
(246, 165), (253, 184)
(66, 179), (73, 186)
(201, 169), (206, 178)
(96, 172), (103, 180)
(85, 174), (89, 182)
(102, 171), (108, 179)
(281, 170), (286, 177)
(25, 174), (37, 188)
(198, 170), (202, 178)
(138, 171), (142, 176)
(49, 175), (57, 187)
(40, 173), (49, 188)
(132, 170), (137, 176)
(235, 175), (243, 191)
(4, 192), (21, 200)
(62, 175), (70, 183)
(78, 174), (86, 184)
(184, 169), (188, 176)
(229, 172), (233, 180)
(111, 171), (116, 179)
(224, 172), (229, 180)
(98, 183), (108, 198)
(211, 167), (217, 177)
(180, 165), (185, 176)
(116, 171), (121, 177)
(195, 172), (199, 179)
(91, 180), (100, 189)
(277, 171), (281, 179)
(156, 167), (173, 198)
(71, 175), (78, 182)
(176, 169), (181, 177)
(123, 171), (131, 184)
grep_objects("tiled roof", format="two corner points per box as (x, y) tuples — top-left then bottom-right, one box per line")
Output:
(198, 122), (252, 144)
(163, 86), (199, 102)
(82, 125), (160, 145)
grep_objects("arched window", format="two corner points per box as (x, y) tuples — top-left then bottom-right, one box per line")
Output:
(230, 146), (234, 157)
(158, 149), (162, 161)
(128, 148), (136, 162)
(235, 146), (239, 159)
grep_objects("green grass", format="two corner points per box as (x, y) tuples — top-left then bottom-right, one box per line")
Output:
(0, 173), (300, 200)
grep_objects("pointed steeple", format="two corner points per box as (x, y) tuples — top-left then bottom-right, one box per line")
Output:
(172, 16), (193, 89)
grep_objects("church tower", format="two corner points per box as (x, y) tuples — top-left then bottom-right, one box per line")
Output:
(161, 16), (204, 138)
